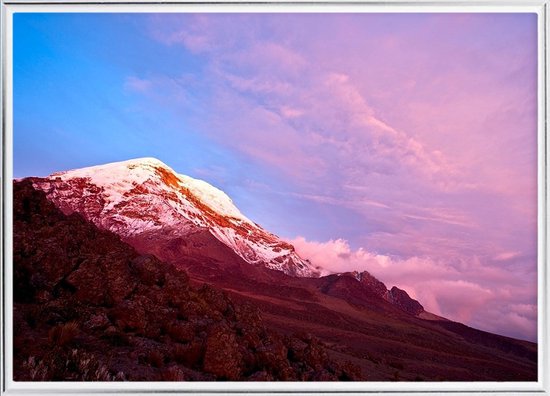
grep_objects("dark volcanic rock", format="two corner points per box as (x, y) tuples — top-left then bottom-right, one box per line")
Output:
(355, 271), (388, 298)
(203, 323), (243, 380)
(333, 271), (425, 317)
(388, 286), (424, 316)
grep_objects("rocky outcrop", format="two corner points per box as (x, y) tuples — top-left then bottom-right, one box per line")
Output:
(387, 286), (424, 316)
(333, 272), (424, 317)
(354, 271), (389, 298)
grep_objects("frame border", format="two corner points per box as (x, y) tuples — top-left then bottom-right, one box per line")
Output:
(1, 2), (548, 395)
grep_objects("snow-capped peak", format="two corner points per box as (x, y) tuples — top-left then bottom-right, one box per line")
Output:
(52, 157), (253, 224)
(33, 157), (319, 278)
(177, 174), (249, 223)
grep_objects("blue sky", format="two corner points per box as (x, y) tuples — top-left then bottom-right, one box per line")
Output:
(14, 13), (372, 245)
(15, 14), (208, 175)
(13, 13), (538, 341)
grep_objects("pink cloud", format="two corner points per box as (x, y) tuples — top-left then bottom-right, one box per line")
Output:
(151, 14), (217, 52)
(225, 74), (293, 96)
(280, 106), (304, 119)
(290, 236), (536, 341)
(493, 251), (522, 262)
(231, 42), (307, 75)
(151, 18), (452, 187)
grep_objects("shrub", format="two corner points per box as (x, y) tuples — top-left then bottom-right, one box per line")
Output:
(48, 321), (79, 347)
(22, 356), (49, 381)
(167, 322), (195, 343)
(147, 350), (164, 368)
(171, 344), (188, 365)
(170, 341), (204, 367)
(160, 366), (186, 381)
(21, 349), (125, 381)
(100, 326), (130, 346)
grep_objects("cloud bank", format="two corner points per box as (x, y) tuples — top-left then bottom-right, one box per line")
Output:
(291, 237), (537, 341)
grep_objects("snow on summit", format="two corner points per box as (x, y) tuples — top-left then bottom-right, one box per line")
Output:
(34, 157), (319, 277)
(52, 157), (252, 223)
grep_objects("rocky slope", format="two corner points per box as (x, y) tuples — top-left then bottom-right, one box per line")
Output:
(30, 158), (319, 277)
(350, 271), (424, 316)
(13, 180), (362, 381)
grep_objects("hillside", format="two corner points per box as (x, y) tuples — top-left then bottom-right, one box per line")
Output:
(13, 180), (362, 381)
(12, 178), (537, 381)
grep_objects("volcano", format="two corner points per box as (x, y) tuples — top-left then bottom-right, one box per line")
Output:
(14, 158), (538, 381)
(30, 157), (319, 278)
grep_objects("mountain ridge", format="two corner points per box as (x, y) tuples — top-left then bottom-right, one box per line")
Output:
(25, 158), (509, 330)
(13, 174), (538, 380)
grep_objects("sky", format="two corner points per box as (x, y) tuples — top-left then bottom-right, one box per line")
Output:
(13, 12), (538, 341)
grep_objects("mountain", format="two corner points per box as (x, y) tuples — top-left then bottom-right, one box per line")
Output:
(17, 159), (538, 381)
(28, 158), (434, 318)
(30, 158), (319, 277)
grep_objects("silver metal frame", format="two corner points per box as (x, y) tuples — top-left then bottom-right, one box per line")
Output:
(1, 2), (548, 394)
